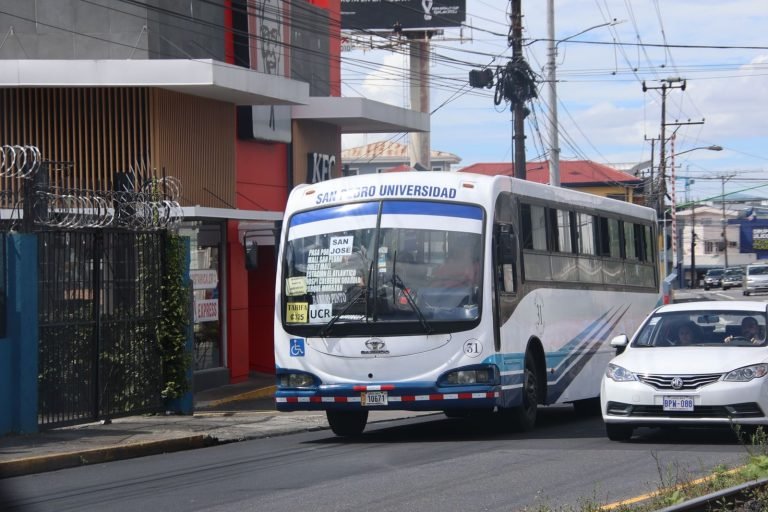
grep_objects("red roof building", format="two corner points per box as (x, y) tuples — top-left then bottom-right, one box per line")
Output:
(459, 160), (643, 203)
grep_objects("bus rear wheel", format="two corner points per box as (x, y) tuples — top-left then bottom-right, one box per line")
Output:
(327, 410), (368, 437)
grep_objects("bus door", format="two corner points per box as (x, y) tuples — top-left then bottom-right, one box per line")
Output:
(493, 222), (519, 351)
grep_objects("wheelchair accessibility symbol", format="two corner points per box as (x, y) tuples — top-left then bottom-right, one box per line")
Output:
(290, 338), (305, 357)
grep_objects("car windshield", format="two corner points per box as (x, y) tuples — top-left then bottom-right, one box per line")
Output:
(706, 270), (723, 277)
(749, 266), (768, 276)
(631, 310), (768, 347)
(282, 200), (484, 336)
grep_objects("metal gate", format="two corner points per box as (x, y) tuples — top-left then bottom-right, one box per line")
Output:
(37, 230), (165, 428)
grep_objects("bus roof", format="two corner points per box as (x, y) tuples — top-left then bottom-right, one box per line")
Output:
(287, 172), (656, 223)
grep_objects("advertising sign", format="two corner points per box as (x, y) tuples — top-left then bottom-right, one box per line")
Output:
(341, 0), (466, 31)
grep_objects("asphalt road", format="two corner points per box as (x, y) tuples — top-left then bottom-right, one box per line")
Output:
(2, 406), (751, 512)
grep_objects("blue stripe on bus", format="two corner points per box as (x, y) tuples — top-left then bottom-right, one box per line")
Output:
(289, 202), (379, 227)
(382, 201), (483, 220)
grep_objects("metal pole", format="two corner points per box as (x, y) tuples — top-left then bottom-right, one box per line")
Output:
(408, 31), (431, 171)
(722, 176), (728, 269)
(547, 0), (560, 186)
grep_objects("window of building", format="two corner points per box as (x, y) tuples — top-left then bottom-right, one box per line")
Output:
(431, 166), (443, 172)
(179, 221), (225, 371)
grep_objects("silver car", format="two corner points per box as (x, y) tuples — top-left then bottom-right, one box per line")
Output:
(744, 264), (768, 296)
(722, 268), (743, 290)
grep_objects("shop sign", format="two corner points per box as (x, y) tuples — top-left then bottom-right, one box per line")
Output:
(194, 299), (219, 323)
(190, 269), (219, 290)
(307, 152), (336, 184)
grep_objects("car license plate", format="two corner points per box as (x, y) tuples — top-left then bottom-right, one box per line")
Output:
(663, 396), (694, 411)
(361, 391), (388, 406)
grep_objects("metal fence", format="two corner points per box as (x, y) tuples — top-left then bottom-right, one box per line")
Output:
(37, 230), (166, 428)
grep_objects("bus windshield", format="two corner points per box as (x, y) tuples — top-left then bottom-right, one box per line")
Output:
(282, 200), (484, 336)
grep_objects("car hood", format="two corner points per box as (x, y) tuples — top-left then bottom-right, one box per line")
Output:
(612, 347), (768, 374)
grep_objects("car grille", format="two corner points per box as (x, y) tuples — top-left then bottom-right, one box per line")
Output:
(637, 373), (722, 390)
(607, 401), (764, 418)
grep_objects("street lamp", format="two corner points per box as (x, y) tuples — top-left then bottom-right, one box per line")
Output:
(546, 12), (624, 186)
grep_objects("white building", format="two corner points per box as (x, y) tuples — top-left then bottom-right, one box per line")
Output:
(674, 206), (757, 285)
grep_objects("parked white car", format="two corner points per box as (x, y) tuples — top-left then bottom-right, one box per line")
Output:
(601, 301), (768, 441)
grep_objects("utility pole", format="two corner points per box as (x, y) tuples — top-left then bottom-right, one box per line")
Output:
(468, 0), (536, 179)
(690, 206), (697, 287)
(642, 78), (686, 216)
(511, 0), (526, 180)
(720, 175), (734, 269)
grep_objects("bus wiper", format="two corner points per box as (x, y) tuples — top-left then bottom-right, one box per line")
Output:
(393, 273), (433, 335)
(319, 261), (374, 338)
(319, 285), (367, 338)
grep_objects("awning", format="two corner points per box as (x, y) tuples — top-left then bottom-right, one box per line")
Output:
(0, 59), (309, 106)
(292, 97), (429, 133)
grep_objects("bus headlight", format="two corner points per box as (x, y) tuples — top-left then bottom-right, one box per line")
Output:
(278, 372), (317, 388)
(439, 366), (498, 386)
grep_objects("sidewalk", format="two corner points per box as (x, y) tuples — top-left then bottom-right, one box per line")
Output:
(0, 373), (432, 478)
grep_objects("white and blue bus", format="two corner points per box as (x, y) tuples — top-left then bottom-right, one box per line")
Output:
(274, 172), (660, 436)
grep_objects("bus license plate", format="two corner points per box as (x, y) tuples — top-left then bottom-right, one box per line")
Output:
(361, 391), (388, 406)
(663, 396), (694, 411)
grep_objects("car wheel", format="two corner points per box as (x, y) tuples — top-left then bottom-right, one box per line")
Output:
(606, 423), (634, 441)
(723, 286), (729, 291)
(326, 410), (368, 437)
(504, 352), (539, 431)
(704, 286), (710, 291)
(744, 291), (750, 296)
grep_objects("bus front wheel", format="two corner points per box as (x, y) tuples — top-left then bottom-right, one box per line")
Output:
(504, 352), (538, 431)
(327, 410), (368, 437)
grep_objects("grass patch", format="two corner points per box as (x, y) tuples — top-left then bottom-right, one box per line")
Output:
(519, 426), (768, 512)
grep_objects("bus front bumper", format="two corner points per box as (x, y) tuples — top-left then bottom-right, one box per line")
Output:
(275, 384), (502, 412)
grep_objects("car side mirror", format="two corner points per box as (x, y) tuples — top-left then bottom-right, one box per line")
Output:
(610, 334), (629, 347)
(610, 334), (629, 355)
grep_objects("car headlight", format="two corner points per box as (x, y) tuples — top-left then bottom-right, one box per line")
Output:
(606, 363), (638, 382)
(723, 364), (768, 382)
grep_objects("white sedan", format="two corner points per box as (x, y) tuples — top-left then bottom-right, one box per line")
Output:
(601, 301), (768, 441)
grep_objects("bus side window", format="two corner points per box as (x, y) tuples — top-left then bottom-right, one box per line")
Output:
(496, 224), (517, 293)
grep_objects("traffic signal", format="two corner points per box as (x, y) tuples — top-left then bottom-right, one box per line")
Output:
(469, 68), (494, 89)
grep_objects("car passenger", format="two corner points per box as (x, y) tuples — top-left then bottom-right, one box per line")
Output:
(674, 322), (698, 345)
(724, 316), (766, 345)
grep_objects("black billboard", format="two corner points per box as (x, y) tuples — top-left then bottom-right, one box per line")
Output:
(341, 0), (466, 31)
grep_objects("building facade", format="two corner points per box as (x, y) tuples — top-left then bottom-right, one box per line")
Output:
(0, 0), (427, 390)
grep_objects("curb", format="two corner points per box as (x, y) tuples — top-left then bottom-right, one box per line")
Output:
(198, 386), (277, 408)
(0, 435), (217, 479)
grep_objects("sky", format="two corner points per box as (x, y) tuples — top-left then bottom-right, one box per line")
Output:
(339, 0), (768, 206)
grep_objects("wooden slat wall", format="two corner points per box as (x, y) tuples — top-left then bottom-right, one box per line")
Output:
(149, 89), (236, 208)
(0, 88), (152, 207)
(1, 87), (236, 209)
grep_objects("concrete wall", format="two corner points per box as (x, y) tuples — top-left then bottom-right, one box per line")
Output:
(0, 0), (224, 60)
